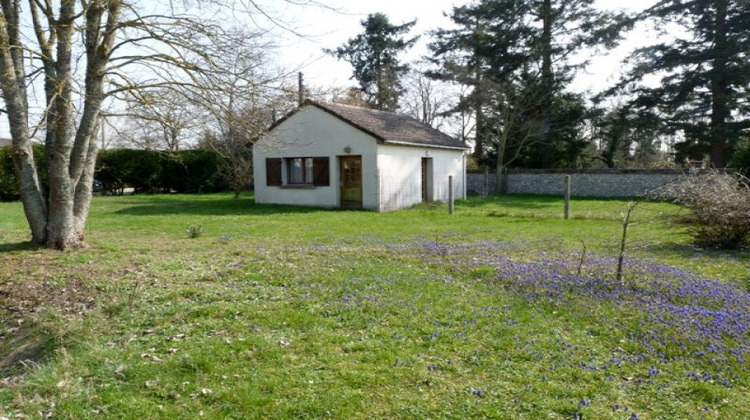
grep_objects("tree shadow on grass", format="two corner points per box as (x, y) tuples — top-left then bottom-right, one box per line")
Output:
(0, 321), (58, 378)
(640, 241), (750, 264)
(0, 241), (37, 253)
(460, 194), (568, 210)
(463, 194), (644, 208)
(115, 196), (325, 217)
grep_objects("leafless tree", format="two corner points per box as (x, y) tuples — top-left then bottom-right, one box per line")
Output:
(116, 87), (201, 151)
(192, 31), (295, 198)
(400, 66), (454, 130)
(449, 86), (476, 146)
(330, 88), (370, 108)
(486, 79), (546, 191)
(0, 0), (318, 249)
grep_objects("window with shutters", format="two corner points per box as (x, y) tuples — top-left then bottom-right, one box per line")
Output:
(268, 157), (330, 187)
(287, 157), (313, 184)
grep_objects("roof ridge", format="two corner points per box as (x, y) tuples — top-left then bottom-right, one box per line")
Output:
(298, 99), (467, 150)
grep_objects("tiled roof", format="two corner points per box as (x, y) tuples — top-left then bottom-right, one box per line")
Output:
(304, 100), (467, 150)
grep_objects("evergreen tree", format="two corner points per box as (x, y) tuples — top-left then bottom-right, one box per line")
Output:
(429, 0), (533, 164)
(611, 0), (750, 167)
(429, 0), (625, 169)
(591, 106), (666, 168)
(327, 13), (418, 112)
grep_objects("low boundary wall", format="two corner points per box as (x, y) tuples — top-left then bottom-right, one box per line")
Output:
(467, 169), (704, 197)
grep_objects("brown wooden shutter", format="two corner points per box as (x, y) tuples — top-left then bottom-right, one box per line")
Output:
(266, 158), (282, 186)
(312, 157), (330, 186)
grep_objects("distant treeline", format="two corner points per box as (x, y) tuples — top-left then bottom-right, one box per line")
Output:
(0, 147), (229, 201)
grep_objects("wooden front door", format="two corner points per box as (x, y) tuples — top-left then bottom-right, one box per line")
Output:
(340, 156), (363, 209)
(421, 157), (433, 202)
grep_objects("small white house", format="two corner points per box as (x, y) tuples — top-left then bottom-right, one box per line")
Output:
(253, 100), (468, 211)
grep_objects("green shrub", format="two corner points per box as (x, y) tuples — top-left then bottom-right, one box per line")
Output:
(0, 144), (47, 202)
(0, 146), (18, 201)
(185, 224), (204, 238)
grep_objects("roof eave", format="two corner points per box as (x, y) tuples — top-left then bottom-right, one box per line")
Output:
(270, 100), (467, 151)
(383, 140), (469, 151)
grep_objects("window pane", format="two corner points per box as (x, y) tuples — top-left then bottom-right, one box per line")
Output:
(305, 158), (313, 183)
(290, 158), (302, 183)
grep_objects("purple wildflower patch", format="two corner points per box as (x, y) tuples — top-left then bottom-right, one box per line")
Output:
(415, 241), (750, 384)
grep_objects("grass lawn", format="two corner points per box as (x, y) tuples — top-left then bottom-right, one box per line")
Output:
(1, 193), (748, 419)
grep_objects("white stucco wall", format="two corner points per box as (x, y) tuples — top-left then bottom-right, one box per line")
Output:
(254, 104), (467, 212)
(253, 106), (379, 209)
(377, 144), (466, 212)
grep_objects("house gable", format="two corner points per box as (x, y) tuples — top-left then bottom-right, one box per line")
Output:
(254, 105), (379, 155)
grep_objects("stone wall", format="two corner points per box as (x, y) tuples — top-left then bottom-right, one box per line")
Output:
(467, 169), (698, 197)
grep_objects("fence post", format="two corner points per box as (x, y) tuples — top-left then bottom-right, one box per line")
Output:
(448, 175), (455, 215)
(564, 175), (571, 219)
(483, 168), (489, 198)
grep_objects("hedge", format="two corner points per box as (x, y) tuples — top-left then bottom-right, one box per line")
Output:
(0, 147), (229, 201)
(158, 150), (227, 194)
(96, 149), (228, 195)
(0, 144), (46, 202)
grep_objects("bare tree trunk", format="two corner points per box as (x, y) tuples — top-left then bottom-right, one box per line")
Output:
(74, 142), (99, 240)
(539, 0), (554, 146)
(44, 1), (78, 249)
(495, 132), (506, 194)
(709, 0), (730, 168)
(0, 1), (47, 243)
(10, 138), (47, 244)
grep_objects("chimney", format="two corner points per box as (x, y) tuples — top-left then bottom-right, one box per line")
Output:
(298, 72), (305, 106)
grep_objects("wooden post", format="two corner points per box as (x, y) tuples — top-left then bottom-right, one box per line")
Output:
(448, 176), (455, 215)
(564, 175), (571, 219)
(483, 168), (489, 198)
(298, 72), (305, 106)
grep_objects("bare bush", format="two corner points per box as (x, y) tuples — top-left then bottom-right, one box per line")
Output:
(650, 171), (750, 249)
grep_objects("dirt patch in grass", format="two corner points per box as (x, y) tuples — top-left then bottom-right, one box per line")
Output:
(0, 276), (98, 317)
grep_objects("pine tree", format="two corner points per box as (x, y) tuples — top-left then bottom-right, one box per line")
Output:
(612, 0), (750, 167)
(429, 0), (625, 169)
(327, 13), (418, 112)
